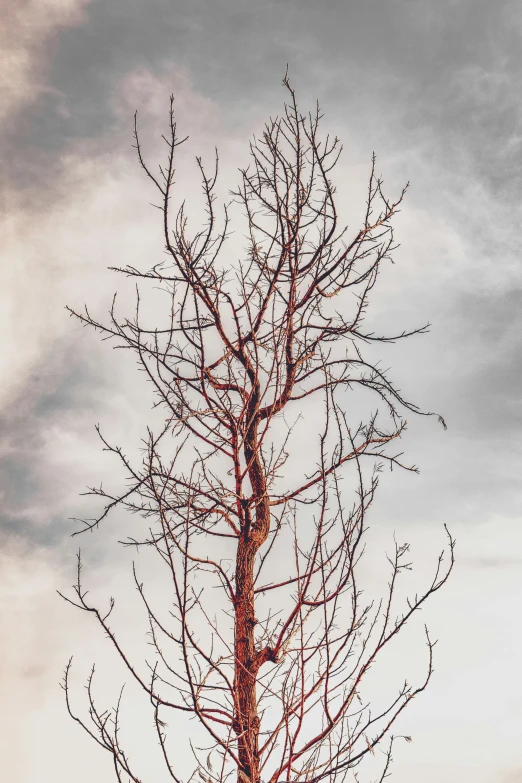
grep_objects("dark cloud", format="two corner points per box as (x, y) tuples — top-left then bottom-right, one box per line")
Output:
(6, 0), (522, 203)
(0, 334), (110, 548)
(438, 287), (522, 438)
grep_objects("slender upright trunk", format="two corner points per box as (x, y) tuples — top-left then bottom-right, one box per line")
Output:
(234, 536), (261, 783)
(233, 412), (271, 783)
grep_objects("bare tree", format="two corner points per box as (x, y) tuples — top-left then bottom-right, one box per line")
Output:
(60, 76), (454, 783)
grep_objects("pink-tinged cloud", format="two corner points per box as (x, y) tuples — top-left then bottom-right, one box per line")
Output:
(0, 0), (94, 124)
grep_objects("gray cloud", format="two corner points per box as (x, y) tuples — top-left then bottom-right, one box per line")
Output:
(0, 337), (102, 546)
(7, 0), (522, 197)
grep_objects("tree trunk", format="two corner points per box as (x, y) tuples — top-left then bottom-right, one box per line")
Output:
(233, 413), (271, 783)
(234, 536), (261, 783)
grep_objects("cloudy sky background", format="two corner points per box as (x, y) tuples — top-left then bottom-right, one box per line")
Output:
(1, 0), (522, 780)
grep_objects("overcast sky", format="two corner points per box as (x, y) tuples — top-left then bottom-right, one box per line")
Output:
(1, 1), (522, 781)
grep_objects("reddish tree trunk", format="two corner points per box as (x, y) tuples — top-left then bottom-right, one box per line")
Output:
(233, 412), (271, 783)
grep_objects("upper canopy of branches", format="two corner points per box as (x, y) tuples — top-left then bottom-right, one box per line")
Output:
(68, 76), (443, 538)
